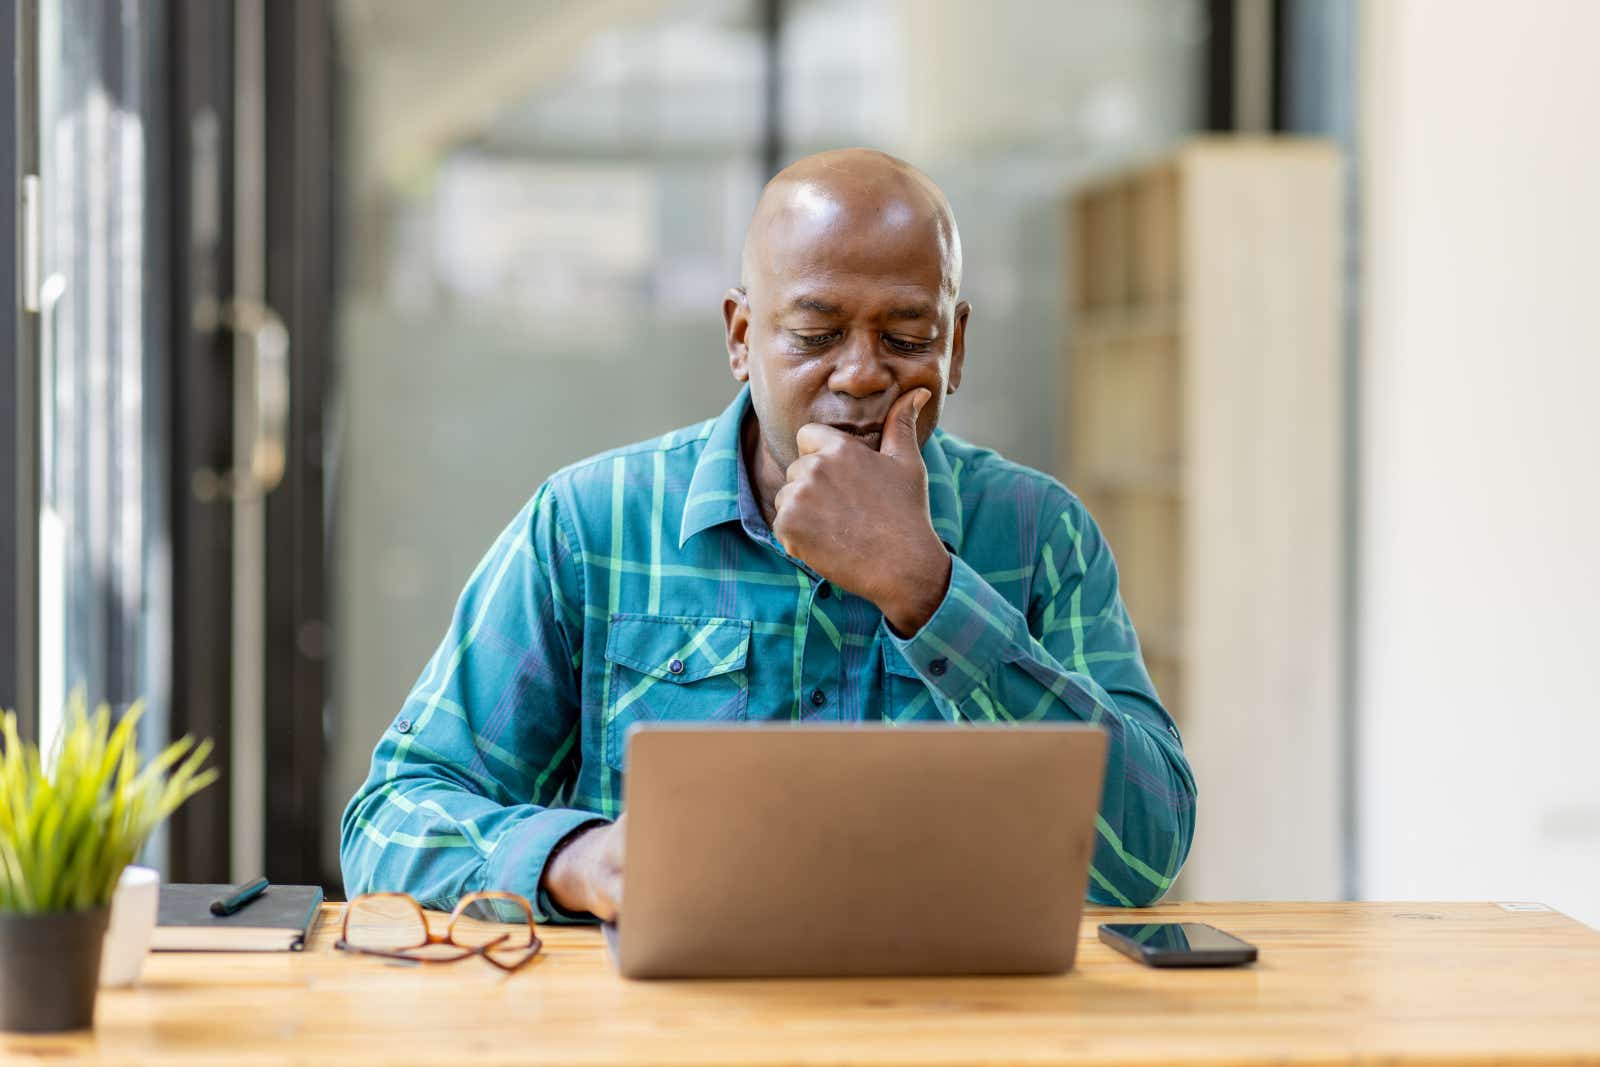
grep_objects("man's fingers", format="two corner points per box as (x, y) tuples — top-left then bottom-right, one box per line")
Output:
(784, 453), (822, 484)
(795, 422), (852, 456)
(594, 860), (623, 921)
(596, 819), (624, 921)
(879, 388), (931, 460)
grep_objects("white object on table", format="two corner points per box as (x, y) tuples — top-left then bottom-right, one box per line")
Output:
(100, 865), (160, 987)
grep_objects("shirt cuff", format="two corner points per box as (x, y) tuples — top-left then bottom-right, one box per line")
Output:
(481, 807), (610, 925)
(885, 554), (1021, 707)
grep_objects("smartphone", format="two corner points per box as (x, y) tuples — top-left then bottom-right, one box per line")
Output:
(1098, 922), (1258, 967)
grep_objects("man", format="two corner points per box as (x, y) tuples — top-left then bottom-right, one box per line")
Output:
(341, 148), (1195, 922)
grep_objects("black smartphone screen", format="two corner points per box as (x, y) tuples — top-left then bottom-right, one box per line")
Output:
(1098, 922), (1257, 966)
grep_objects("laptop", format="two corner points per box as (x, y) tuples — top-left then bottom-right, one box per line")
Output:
(602, 722), (1108, 979)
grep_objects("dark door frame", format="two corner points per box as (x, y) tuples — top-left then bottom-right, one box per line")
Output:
(166, 0), (238, 882)
(4, 2), (24, 725)
(260, 0), (336, 888)
(6, 1), (40, 739)
(166, 0), (338, 887)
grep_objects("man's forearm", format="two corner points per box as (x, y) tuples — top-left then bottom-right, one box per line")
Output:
(340, 772), (605, 919)
(883, 555), (1196, 905)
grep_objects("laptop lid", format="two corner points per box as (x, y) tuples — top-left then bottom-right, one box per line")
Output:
(609, 722), (1108, 979)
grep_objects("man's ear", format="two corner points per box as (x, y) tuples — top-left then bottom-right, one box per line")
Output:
(723, 287), (751, 382)
(947, 299), (971, 393)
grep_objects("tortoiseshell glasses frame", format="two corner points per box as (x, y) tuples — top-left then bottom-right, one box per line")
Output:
(333, 891), (542, 973)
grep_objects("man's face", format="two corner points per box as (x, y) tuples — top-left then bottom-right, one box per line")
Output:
(724, 201), (970, 472)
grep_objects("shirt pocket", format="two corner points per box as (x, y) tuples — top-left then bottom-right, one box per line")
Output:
(603, 613), (751, 770)
(881, 642), (945, 723)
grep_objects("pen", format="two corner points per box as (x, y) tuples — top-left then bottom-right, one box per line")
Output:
(211, 876), (270, 916)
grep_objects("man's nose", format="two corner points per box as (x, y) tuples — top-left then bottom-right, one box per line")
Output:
(827, 332), (893, 398)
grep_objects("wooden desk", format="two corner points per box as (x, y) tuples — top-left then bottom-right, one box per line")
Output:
(6, 902), (1599, 1065)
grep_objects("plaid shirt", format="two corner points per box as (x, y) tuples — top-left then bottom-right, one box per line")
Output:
(340, 386), (1196, 918)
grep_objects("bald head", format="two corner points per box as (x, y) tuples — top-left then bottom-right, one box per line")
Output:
(740, 148), (963, 299)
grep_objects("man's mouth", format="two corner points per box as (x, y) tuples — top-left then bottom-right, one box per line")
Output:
(830, 423), (884, 450)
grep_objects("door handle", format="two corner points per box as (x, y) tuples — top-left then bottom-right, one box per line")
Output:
(192, 297), (290, 501)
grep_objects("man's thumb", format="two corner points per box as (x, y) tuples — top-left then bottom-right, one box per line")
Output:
(881, 388), (932, 458)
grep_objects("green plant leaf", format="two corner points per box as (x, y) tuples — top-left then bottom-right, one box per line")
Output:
(0, 694), (217, 913)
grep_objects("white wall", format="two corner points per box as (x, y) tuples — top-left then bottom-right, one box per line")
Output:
(1360, 0), (1600, 927)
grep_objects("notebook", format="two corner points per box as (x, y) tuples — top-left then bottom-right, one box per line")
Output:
(152, 883), (324, 952)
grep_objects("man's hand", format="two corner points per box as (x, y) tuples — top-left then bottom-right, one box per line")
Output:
(541, 815), (624, 922)
(773, 388), (953, 635)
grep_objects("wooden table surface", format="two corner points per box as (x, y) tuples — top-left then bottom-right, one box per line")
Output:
(6, 901), (1600, 1066)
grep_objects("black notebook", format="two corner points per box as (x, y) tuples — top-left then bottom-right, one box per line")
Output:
(153, 883), (324, 952)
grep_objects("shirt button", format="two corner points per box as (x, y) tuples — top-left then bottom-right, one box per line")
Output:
(929, 659), (948, 677)
(667, 658), (685, 675)
(817, 583), (832, 600)
(810, 688), (827, 707)
(395, 718), (412, 733)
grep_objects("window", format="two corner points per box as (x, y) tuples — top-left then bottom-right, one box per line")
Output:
(33, 0), (172, 772)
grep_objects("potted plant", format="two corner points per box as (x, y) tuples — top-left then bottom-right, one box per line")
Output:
(0, 692), (216, 1032)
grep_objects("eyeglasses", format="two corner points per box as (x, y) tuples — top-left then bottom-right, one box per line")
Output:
(334, 891), (543, 973)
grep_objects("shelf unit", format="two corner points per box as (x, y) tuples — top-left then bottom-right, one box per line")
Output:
(1062, 138), (1345, 900)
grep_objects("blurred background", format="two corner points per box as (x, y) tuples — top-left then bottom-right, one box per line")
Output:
(4, 0), (1596, 924)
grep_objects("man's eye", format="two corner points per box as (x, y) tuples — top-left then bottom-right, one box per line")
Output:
(793, 331), (840, 348)
(884, 335), (934, 354)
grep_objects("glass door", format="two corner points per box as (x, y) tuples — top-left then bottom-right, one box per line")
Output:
(15, 0), (333, 886)
(32, 0), (174, 775)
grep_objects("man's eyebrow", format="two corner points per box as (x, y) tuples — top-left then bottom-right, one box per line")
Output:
(780, 298), (935, 321)
(786, 297), (843, 316)
(885, 304), (935, 322)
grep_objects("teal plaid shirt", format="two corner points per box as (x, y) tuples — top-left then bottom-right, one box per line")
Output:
(340, 386), (1196, 918)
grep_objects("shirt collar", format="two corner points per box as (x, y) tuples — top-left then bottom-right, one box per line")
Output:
(678, 387), (751, 549)
(678, 384), (965, 555)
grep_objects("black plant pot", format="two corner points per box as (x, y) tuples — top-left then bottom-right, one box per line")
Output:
(0, 906), (111, 1032)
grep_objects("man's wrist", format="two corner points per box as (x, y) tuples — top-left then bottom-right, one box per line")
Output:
(540, 820), (605, 916)
(880, 545), (953, 637)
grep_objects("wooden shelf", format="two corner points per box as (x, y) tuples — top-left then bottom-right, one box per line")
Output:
(1076, 462), (1181, 496)
(1060, 138), (1344, 901)
(1071, 301), (1181, 344)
